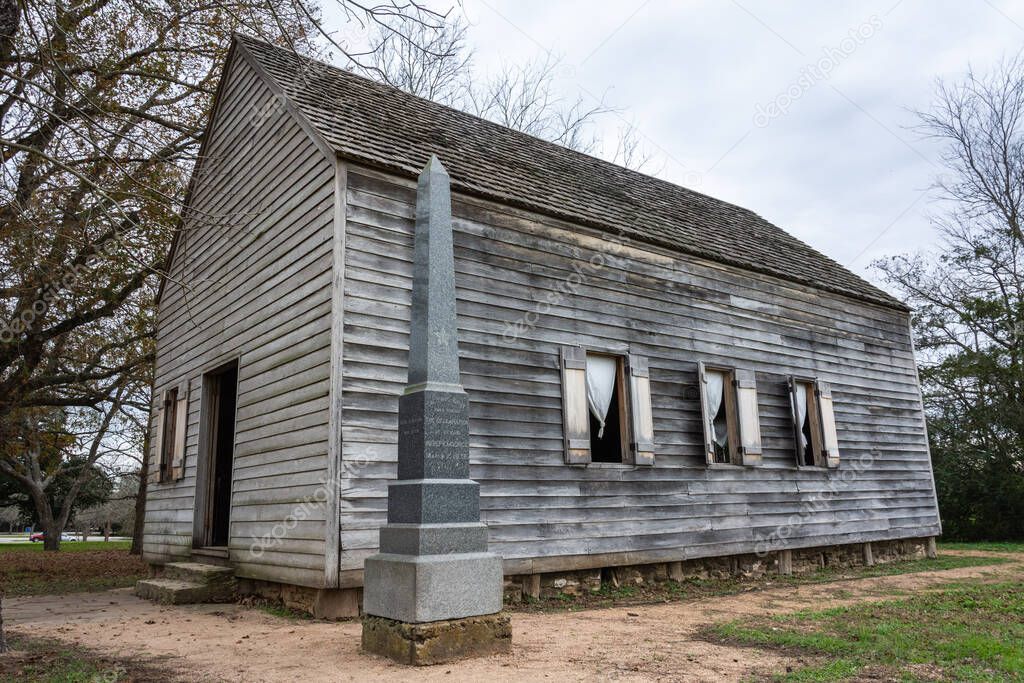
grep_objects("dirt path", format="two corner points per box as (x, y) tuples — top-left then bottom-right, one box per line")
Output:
(7, 555), (1023, 682)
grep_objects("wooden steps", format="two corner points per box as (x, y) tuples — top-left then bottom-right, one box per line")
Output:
(135, 562), (236, 605)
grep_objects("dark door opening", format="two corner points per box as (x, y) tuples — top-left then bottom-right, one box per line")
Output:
(588, 356), (629, 464)
(589, 379), (625, 462)
(206, 362), (238, 547)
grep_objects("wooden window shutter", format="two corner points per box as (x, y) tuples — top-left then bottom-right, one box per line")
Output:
(816, 381), (840, 468)
(170, 382), (189, 481)
(149, 405), (164, 485)
(628, 355), (655, 466)
(560, 346), (591, 464)
(733, 369), (763, 467)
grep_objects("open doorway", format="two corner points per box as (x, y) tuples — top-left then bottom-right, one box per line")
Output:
(197, 360), (238, 548)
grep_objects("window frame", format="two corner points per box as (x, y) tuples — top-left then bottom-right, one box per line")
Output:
(787, 376), (843, 470)
(698, 362), (741, 467)
(584, 350), (633, 465)
(788, 376), (826, 469)
(560, 344), (655, 468)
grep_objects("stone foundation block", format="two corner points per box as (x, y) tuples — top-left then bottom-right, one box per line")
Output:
(313, 587), (361, 619)
(362, 613), (512, 665)
(539, 568), (601, 597)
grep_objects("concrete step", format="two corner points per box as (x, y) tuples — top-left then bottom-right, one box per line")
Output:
(135, 562), (237, 605)
(164, 561), (235, 586)
(190, 547), (231, 567)
(135, 578), (220, 605)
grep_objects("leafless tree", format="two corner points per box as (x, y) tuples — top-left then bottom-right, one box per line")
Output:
(77, 476), (137, 541)
(874, 54), (1024, 539)
(465, 53), (613, 153)
(356, 14), (471, 107)
(611, 120), (660, 174)
(0, 505), (18, 532)
(354, 15), (622, 155)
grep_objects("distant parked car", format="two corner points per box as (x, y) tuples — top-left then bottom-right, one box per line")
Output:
(28, 531), (78, 542)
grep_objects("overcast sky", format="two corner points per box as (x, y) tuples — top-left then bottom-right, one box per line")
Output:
(334, 1), (1024, 288)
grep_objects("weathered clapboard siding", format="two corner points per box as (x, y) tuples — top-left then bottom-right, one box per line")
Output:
(337, 165), (941, 573)
(143, 49), (335, 588)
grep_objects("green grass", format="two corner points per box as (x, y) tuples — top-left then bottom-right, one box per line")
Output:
(939, 541), (1024, 554)
(707, 580), (1024, 681)
(0, 540), (131, 553)
(791, 554), (1010, 582)
(0, 635), (175, 682)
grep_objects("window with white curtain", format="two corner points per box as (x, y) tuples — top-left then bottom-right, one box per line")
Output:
(701, 367), (733, 464)
(788, 377), (840, 469)
(559, 346), (656, 466)
(790, 379), (820, 466)
(698, 363), (763, 466)
(586, 352), (627, 463)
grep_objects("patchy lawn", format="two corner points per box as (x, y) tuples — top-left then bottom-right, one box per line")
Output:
(0, 541), (131, 553)
(705, 580), (1024, 681)
(0, 544), (145, 596)
(939, 541), (1024, 554)
(8, 550), (1023, 683)
(512, 554), (1009, 613)
(0, 634), (179, 682)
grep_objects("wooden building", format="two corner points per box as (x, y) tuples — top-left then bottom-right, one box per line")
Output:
(143, 35), (941, 611)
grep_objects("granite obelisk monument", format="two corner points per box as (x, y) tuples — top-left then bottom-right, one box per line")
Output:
(361, 156), (509, 664)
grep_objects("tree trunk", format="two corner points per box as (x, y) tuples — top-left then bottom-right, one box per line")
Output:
(0, 593), (7, 654)
(131, 425), (151, 555)
(0, 0), (18, 65)
(41, 523), (60, 551)
(28, 485), (61, 552)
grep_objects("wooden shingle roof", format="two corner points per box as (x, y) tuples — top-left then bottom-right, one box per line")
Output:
(237, 35), (905, 310)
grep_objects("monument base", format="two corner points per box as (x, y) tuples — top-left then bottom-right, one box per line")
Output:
(362, 613), (512, 665)
(363, 551), (503, 622)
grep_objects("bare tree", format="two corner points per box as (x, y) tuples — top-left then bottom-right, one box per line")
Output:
(76, 476), (136, 541)
(875, 54), (1024, 540)
(611, 120), (660, 174)
(354, 15), (620, 155)
(465, 53), (613, 153)
(0, 505), (18, 532)
(356, 14), (471, 106)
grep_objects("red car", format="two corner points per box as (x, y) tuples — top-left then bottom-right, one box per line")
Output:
(29, 531), (76, 542)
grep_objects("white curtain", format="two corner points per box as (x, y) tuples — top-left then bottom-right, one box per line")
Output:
(586, 355), (617, 438)
(794, 382), (808, 452)
(704, 370), (727, 447)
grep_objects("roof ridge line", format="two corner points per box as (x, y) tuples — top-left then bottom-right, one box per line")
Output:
(233, 32), (767, 220)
